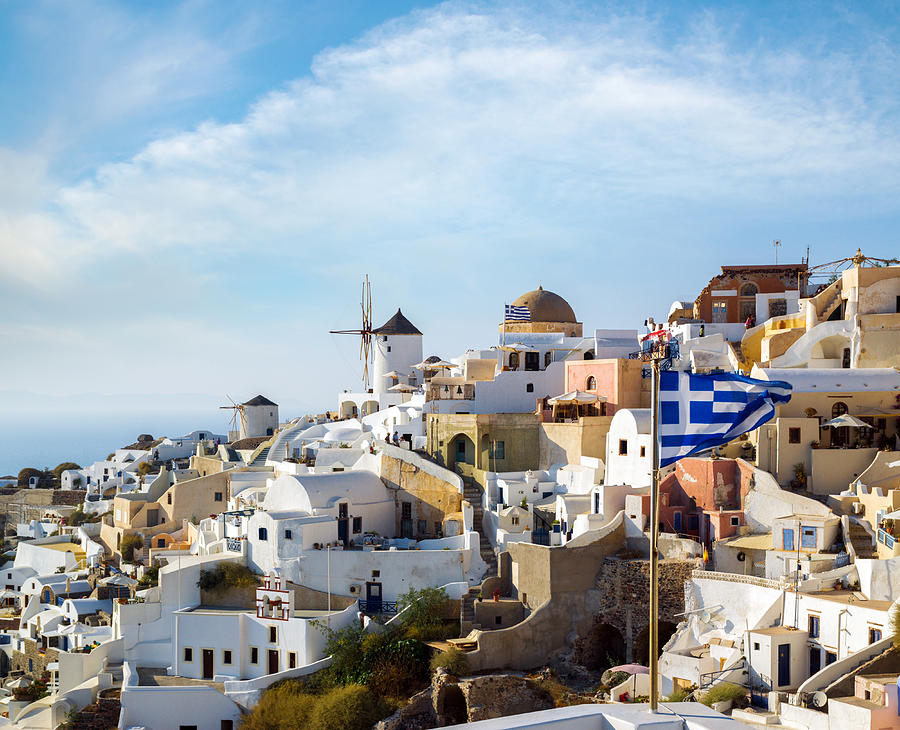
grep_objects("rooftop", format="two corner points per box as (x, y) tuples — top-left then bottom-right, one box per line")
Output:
(242, 395), (278, 407)
(373, 309), (422, 336)
(803, 590), (894, 611)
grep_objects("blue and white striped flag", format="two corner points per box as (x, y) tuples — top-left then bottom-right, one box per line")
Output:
(658, 371), (791, 467)
(505, 304), (531, 322)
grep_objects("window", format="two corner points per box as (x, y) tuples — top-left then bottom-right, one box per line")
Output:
(180, 726), (198, 730)
(753, 642), (760, 651)
(801, 526), (817, 549)
(825, 651), (837, 665)
(157, 538), (165, 548)
(372, 570), (380, 578)
(352, 517), (362, 534)
(284, 529), (292, 540)
(508, 352), (519, 370)
(289, 652), (297, 669)
(832, 401), (848, 418)
(688, 514), (699, 530)
(788, 428), (801, 444)
(183, 647), (193, 662)
(223, 649), (232, 665)
(526, 383), (534, 393)
(640, 446), (646, 458)
(214, 492), (223, 502)
(417, 519), (427, 534)
(544, 351), (552, 367)
(221, 722), (234, 730)
(167, 494), (172, 505)
(258, 527), (268, 541)
(586, 376), (597, 390)
(511, 516), (519, 526)
(401, 503), (411, 519)
(869, 627), (883, 643)
(387, 346), (391, 352)
(730, 516), (740, 527)
(618, 439), (628, 456)
(250, 647), (258, 664)
(808, 614), (820, 638)
(495, 615), (502, 625)
(269, 626), (277, 643)
(740, 282), (759, 296)
(490, 440), (505, 459)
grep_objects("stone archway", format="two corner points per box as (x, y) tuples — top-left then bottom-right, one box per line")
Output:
(447, 433), (475, 471)
(632, 621), (678, 666)
(573, 622), (626, 671)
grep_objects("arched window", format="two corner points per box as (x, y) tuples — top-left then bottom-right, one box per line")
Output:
(509, 351), (519, 370)
(832, 402), (848, 418)
(586, 376), (597, 391)
(584, 350), (594, 360)
(740, 283), (759, 296)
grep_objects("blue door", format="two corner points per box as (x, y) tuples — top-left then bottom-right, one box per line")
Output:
(673, 512), (683, 532)
(783, 528), (794, 551)
(777, 644), (791, 687)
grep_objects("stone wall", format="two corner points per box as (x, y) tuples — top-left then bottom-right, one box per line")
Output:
(380, 450), (463, 539)
(0, 489), (87, 536)
(12, 639), (59, 678)
(586, 557), (696, 663)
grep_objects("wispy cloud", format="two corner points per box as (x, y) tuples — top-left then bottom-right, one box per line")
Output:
(3, 1), (900, 399)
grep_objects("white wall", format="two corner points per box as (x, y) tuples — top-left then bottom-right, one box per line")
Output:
(605, 410), (652, 488)
(473, 361), (566, 413)
(373, 333), (423, 396)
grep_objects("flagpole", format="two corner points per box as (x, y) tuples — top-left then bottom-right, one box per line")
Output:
(502, 304), (506, 347)
(649, 356), (661, 712)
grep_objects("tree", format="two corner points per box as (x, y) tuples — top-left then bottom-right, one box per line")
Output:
(17, 468), (44, 487)
(52, 462), (81, 479)
(119, 534), (144, 563)
(136, 462), (154, 477)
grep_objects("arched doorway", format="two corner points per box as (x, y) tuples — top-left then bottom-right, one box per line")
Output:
(633, 621), (678, 666)
(575, 623), (626, 670)
(447, 434), (475, 471)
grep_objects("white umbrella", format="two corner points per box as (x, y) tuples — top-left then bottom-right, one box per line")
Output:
(547, 391), (604, 405)
(821, 415), (873, 429)
(382, 371), (402, 378)
(500, 343), (538, 352)
(413, 359), (455, 370)
(388, 384), (418, 392)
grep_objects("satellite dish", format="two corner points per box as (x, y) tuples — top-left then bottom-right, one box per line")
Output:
(811, 691), (828, 708)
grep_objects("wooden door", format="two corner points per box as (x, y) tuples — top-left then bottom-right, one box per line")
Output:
(268, 649), (279, 675)
(202, 649), (214, 679)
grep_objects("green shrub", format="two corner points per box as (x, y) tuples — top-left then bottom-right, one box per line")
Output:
(239, 682), (387, 730)
(138, 565), (160, 587)
(605, 670), (630, 689)
(197, 562), (259, 592)
(664, 687), (692, 702)
(429, 647), (469, 676)
(307, 685), (384, 730)
(398, 586), (450, 640)
(119, 534), (144, 563)
(700, 682), (747, 707)
(239, 680), (315, 730)
(17, 467), (48, 487)
(52, 462), (81, 479)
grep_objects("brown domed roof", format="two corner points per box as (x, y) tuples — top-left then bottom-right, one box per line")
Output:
(509, 286), (576, 323)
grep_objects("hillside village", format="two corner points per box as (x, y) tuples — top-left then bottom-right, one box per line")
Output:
(2, 250), (900, 729)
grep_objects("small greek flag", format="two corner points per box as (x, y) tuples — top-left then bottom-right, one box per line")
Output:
(505, 304), (531, 321)
(658, 371), (791, 467)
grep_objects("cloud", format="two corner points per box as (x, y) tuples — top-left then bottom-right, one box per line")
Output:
(4, 2), (899, 290)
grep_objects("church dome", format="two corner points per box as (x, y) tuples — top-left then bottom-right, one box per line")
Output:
(510, 286), (576, 323)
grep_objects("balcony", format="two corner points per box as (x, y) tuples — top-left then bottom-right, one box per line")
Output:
(425, 382), (474, 402)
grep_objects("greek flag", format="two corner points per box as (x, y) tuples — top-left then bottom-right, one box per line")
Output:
(505, 304), (531, 321)
(658, 371), (791, 467)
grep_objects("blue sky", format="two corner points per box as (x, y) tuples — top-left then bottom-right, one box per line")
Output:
(2, 0), (900, 446)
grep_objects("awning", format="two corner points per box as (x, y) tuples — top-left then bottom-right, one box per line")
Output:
(547, 391), (606, 405)
(821, 415), (874, 429)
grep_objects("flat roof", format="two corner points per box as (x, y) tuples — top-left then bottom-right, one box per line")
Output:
(751, 626), (805, 636)
(804, 591), (894, 611)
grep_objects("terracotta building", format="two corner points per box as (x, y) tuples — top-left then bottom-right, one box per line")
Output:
(694, 263), (808, 325)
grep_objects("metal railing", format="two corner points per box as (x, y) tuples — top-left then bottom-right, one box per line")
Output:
(357, 599), (398, 616)
(699, 659), (746, 689)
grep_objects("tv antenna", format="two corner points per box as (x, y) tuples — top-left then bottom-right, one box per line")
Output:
(329, 276), (374, 390)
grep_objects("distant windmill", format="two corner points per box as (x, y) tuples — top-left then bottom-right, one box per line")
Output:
(219, 394), (248, 438)
(330, 276), (374, 390)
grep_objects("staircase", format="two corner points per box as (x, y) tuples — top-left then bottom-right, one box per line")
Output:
(460, 586), (479, 632)
(848, 521), (876, 559)
(249, 446), (270, 466)
(463, 480), (497, 575)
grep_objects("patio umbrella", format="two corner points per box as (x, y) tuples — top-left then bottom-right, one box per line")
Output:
(5, 678), (30, 690)
(412, 359), (455, 370)
(821, 415), (873, 429)
(382, 371), (402, 378)
(547, 391), (602, 405)
(388, 384), (418, 392)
